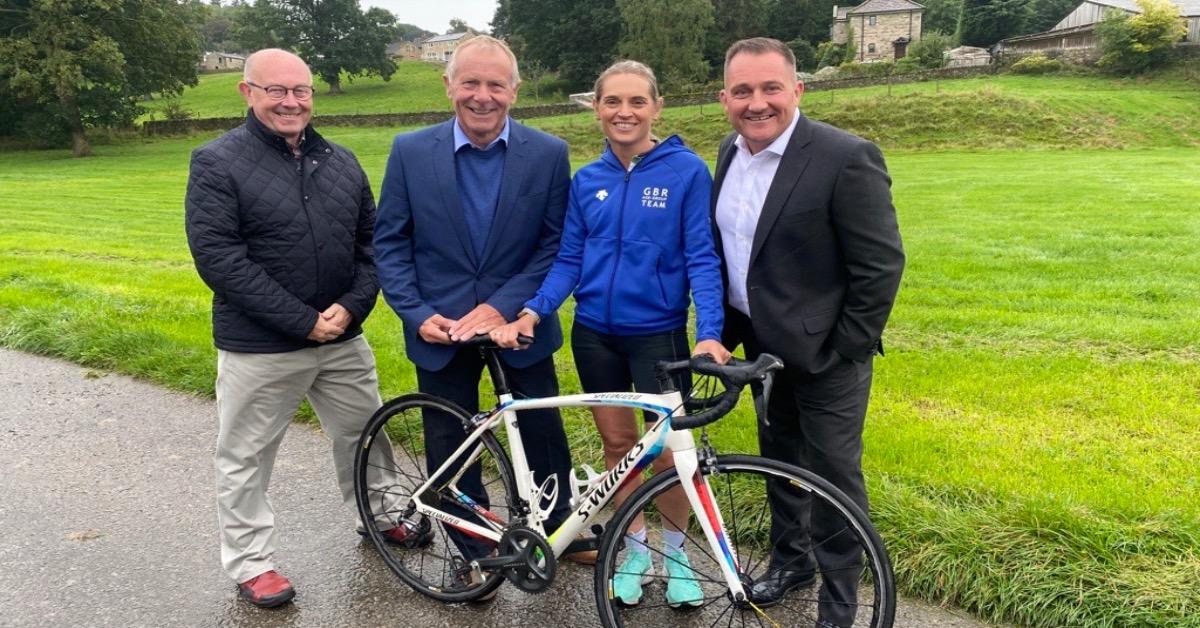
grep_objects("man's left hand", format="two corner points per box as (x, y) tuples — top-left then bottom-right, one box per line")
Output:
(448, 303), (506, 341)
(321, 303), (353, 332)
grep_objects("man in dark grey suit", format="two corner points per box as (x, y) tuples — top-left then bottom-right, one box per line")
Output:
(713, 38), (905, 628)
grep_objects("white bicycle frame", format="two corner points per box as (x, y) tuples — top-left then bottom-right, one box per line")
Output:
(407, 388), (748, 599)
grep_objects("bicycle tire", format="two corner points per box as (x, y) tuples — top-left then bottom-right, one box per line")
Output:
(594, 454), (895, 628)
(354, 393), (517, 603)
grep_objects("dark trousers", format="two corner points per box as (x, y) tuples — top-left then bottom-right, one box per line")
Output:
(728, 308), (873, 624)
(416, 348), (573, 559)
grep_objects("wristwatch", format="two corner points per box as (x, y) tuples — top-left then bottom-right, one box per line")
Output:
(518, 307), (541, 324)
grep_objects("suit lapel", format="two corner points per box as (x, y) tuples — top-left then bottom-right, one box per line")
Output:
(748, 114), (814, 269)
(432, 120), (478, 269)
(479, 119), (527, 266)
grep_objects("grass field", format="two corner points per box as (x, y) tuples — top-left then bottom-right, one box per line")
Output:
(4, 72), (1200, 626)
(142, 60), (564, 121)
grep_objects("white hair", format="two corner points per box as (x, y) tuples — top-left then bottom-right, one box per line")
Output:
(445, 35), (521, 87)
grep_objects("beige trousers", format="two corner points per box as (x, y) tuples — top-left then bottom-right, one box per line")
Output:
(214, 335), (395, 583)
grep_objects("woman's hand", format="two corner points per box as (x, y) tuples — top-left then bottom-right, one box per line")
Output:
(692, 339), (731, 364)
(489, 314), (537, 349)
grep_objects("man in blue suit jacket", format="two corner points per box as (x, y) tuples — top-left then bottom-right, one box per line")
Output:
(374, 36), (575, 566)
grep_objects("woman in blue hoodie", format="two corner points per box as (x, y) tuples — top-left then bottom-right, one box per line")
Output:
(491, 60), (728, 608)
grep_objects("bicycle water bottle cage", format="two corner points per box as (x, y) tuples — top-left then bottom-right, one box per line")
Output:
(532, 473), (560, 525)
(568, 464), (604, 506)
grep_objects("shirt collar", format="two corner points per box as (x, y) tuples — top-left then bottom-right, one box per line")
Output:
(453, 117), (510, 152)
(733, 108), (801, 157)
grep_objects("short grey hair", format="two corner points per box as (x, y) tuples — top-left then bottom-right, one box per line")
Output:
(724, 37), (797, 77)
(593, 60), (659, 101)
(243, 48), (312, 83)
(445, 35), (521, 87)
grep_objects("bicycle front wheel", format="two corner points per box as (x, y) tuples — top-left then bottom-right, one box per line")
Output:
(594, 454), (895, 628)
(354, 393), (516, 603)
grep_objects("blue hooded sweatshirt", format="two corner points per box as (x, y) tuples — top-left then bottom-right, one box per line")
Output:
(525, 135), (724, 341)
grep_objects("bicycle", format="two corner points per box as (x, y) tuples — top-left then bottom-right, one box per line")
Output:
(354, 336), (895, 627)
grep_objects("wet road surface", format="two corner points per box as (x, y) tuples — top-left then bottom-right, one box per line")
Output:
(0, 348), (1000, 627)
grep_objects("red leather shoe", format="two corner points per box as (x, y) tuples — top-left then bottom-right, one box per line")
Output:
(238, 570), (295, 608)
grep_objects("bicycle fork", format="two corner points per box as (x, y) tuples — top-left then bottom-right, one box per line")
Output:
(668, 429), (749, 602)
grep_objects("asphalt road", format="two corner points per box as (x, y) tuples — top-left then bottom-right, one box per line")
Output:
(0, 348), (1000, 628)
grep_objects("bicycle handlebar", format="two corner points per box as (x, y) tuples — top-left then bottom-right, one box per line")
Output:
(656, 353), (784, 430)
(458, 333), (534, 348)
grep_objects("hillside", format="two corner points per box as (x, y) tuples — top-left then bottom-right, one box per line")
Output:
(533, 73), (1200, 162)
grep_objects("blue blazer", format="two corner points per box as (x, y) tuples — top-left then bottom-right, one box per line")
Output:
(375, 118), (569, 371)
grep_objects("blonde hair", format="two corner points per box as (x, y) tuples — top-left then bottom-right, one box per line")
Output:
(592, 60), (660, 101)
(446, 35), (521, 86)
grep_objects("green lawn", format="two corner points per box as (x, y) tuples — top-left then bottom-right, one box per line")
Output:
(4, 74), (1200, 626)
(142, 60), (563, 121)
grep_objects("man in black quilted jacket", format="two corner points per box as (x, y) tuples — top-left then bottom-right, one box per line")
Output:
(185, 49), (405, 608)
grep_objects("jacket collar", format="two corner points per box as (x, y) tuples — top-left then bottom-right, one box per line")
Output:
(245, 109), (328, 157)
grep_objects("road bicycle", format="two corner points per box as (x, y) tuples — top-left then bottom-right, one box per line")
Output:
(354, 336), (895, 627)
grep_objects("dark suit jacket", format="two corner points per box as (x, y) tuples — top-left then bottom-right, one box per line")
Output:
(375, 118), (570, 371)
(712, 113), (905, 374)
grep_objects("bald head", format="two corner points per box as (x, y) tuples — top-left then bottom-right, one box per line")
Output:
(243, 48), (312, 84)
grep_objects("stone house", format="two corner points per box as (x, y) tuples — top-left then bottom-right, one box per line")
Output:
(420, 32), (476, 63)
(832, 0), (925, 62)
(998, 0), (1200, 60)
(198, 52), (245, 72)
(387, 41), (421, 61)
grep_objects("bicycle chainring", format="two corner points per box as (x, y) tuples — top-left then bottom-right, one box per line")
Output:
(498, 526), (557, 593)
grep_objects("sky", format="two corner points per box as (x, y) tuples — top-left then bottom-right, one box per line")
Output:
(366, 0), (500, 35)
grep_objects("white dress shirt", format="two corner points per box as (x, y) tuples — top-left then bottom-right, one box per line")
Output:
(715, 110), (801, 317)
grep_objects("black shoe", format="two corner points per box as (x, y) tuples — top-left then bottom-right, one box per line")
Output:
(749, 566), (816, 607)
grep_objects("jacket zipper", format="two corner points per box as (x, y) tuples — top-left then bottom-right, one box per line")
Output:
(605, 168), (634, 330)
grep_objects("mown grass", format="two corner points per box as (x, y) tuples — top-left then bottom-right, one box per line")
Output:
(141, 60), (562, 121)
(4, 74), (1200, 626)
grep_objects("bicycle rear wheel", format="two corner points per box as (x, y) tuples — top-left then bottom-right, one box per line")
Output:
(594, 454), (894, 627)
(354, 393), (516, 603)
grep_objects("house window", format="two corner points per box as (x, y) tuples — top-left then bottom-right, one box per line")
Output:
(868, 43), (876, 53)
(868, 15), (876, 25)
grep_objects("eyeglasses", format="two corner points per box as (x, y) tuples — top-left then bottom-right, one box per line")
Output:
(246, 81), (314, 101)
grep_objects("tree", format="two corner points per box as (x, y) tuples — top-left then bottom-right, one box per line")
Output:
(448, 17), (469, 33)
(393, 23), (433, 42)
(788, 38), (817, 71)
(705, 0), (768, 72)
(1097, 0), (1186, 74)
(957, 0), (1031, 47)
(237, 0), (397, 93)
(496, 0), (621, 91)
(920, 0), (964, 37)
(766, 0), (839, 47)
(1026, 0), (1081, 33)
(0, 0), (202, 156)
(617, 0), (713, 90)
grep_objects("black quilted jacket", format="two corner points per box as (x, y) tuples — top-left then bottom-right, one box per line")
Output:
(185, 111), (379, 353)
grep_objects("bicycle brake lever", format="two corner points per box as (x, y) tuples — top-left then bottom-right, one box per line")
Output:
(750, 375), (773, 428)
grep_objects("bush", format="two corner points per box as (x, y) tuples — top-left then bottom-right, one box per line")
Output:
(1097, 0), (1187, 74)
(816, 41), (849, 69)
(907, 31), (954, 69)
(1010, 52), (1065, 74)
(160, 99), (194, 122)
(894, 56), (923, 74)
